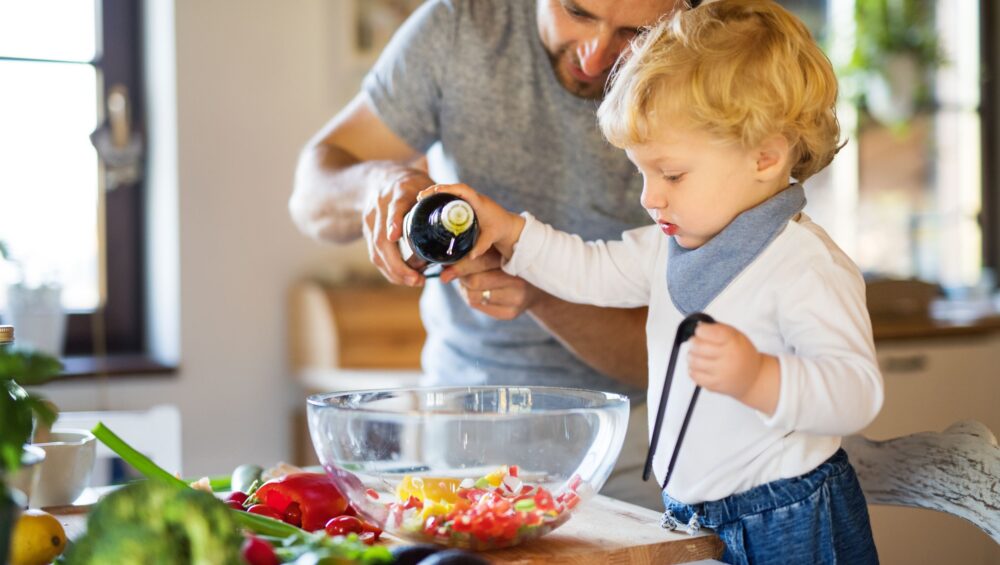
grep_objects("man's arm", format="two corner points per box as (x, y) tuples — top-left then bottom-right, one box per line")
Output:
(289, 93), (435, 285)
(530, 299), (649, 389)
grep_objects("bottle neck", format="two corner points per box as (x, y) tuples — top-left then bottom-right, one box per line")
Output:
(0, 325), (13, 348)
(438, 200), (474, 236)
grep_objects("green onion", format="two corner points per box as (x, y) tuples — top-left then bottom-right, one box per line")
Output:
(91, 422), (189, 489)
(90, 421), (306, 538)
(181, 473), (232, 491)
(232, 509), (303, 538)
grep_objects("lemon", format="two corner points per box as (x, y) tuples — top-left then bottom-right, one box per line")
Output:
(396, 476), (463, 504)
(9, 509), (67, 565)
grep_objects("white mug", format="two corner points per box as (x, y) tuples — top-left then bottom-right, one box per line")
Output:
(30, 429), (96, 508)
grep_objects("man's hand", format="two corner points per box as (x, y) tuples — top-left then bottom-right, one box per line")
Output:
(362, 166), (435, 287)
(439, 249), (541, 320)
(687, 322), (780, 415)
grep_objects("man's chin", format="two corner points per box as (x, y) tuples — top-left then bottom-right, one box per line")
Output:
(557, 70), (606, 100)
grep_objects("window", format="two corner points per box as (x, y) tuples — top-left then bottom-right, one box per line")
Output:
(787, 0), (994, 291)
(0, 0), (145, 357)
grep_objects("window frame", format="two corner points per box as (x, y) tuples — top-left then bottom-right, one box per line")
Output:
(0, 0), (148, 362)
(981, 0), (999, 274)
(59, 0), (146, 357)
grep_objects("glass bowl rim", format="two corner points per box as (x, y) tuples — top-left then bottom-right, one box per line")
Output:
(306, 385), (630, 418)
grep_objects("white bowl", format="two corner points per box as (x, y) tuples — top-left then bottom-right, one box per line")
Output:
(30, 429), (96, 508)
(7, 445), (46, 503)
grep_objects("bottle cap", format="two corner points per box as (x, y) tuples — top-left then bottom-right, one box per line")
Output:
(0, 325), (13, 344)
(440, 200), (474, 236)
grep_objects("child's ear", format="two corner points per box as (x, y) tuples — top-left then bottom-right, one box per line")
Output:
(753, 135), (791, 182)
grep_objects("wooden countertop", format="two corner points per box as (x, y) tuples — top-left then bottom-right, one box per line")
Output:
(871, 313), (1000, 342)
(51, 493), (723, 564)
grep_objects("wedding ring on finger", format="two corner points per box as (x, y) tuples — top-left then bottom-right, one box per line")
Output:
(480, 289), (492, 306)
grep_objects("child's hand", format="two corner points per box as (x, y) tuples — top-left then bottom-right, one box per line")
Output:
(687, 322), (780, 415)
(416, 184), (526, 260)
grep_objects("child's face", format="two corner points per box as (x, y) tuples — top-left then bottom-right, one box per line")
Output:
(627, 124), (781, 250)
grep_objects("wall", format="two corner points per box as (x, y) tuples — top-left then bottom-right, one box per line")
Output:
(41, 0), (372, 477)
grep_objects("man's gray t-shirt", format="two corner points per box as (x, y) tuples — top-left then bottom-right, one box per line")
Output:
(363, 0), (648, 399)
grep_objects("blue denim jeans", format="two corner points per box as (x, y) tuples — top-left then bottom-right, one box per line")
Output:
(661, 449), (878, 565)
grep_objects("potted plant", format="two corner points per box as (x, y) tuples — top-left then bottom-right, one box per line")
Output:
(843, 0), (946, 128)
(0, 241), (66, 358)
(0, 333), (62, 563)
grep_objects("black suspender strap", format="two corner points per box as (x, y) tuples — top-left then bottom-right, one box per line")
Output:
(642, 312), (715, 491)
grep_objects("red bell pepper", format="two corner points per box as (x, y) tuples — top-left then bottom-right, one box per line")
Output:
(254, 472), (350, 531)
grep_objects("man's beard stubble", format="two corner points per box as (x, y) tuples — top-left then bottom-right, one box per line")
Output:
(547, 45), (608, 100)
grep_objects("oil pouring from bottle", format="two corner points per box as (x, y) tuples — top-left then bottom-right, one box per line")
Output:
(399, 193), (479, 274)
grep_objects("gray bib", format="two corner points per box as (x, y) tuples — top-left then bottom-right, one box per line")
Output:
(667, 185), (806, 314)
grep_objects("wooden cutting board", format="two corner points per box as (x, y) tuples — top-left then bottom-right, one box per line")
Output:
(479, 495), (723, 564)
(51, 494), (722, 564)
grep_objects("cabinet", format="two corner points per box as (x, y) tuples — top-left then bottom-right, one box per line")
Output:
(864, 334), (1000, 564)
(287, 281), (424, 466)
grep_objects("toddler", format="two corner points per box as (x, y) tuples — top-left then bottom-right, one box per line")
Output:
(431, 1), (882, 563)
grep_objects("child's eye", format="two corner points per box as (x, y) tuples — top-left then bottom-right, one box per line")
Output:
(662, 173), (685, 183)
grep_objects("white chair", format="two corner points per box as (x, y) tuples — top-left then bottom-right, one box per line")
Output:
(843, 420), (1000, 544)
(53, 404), (183, 487)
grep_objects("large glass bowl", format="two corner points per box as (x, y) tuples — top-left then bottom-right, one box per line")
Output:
(307, 386), (629, 551)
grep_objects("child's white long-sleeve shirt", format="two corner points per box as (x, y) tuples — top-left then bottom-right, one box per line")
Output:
(503, 212), (884, 504)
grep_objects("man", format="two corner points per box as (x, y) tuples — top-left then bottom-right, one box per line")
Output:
(290, 0), (687, 508)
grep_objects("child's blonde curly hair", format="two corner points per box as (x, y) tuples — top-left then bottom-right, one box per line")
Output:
(598, 0), (842, 182)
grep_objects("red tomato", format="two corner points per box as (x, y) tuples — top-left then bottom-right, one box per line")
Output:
(241, 535), (279, 565)
(360, 519), (382, 538)
(325, 515), (366, 537)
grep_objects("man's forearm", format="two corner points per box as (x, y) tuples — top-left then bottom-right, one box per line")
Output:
(528, 295), (648, 389)
(289, 144), (386, 244)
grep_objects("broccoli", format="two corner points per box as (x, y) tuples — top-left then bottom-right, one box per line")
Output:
(62, 480), (243, 565)
(62, 524), (179, 565)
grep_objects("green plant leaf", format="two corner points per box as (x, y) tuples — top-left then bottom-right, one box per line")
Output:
(0, 381), (35, 473)
(0, 348), (63, 385)
(839, 0), (946, 111)
(1, 348), (61, 474)
(24, 394), (57, 427)
(0, 445), (21, 474)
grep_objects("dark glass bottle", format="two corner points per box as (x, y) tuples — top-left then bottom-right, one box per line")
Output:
(399, 193), (479, 271)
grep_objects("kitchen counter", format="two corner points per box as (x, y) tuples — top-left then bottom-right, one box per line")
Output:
(51, 493), (723, 564)
(870, 312), (1000, 341)
(292, 282), (1000, 352)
